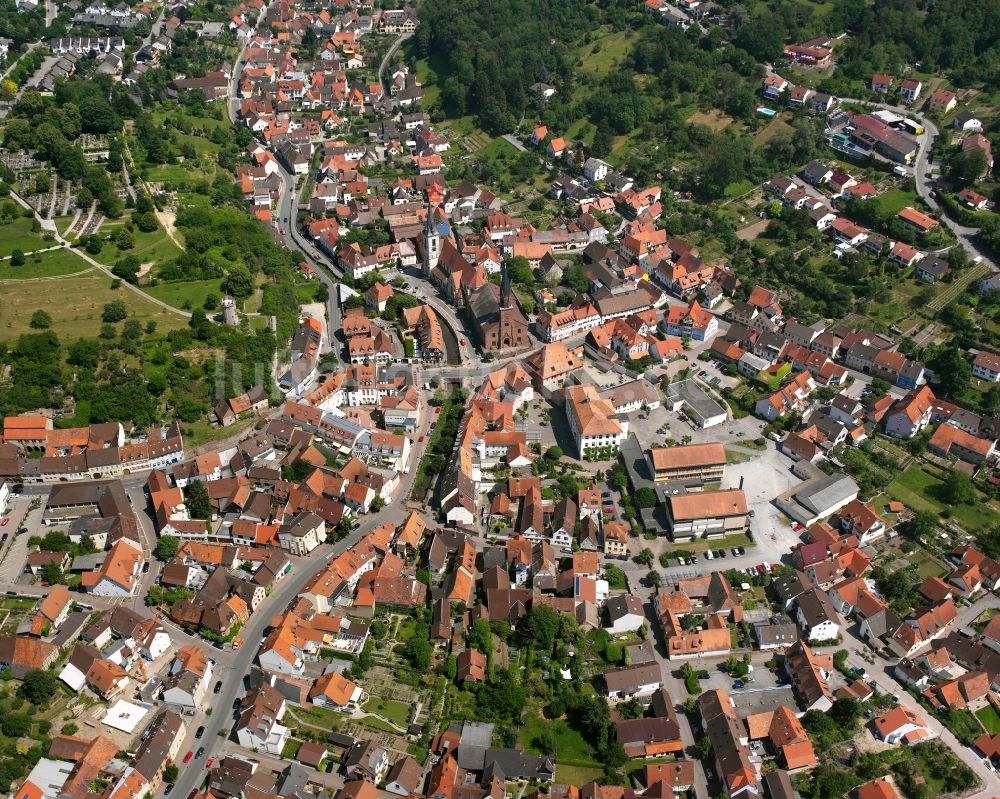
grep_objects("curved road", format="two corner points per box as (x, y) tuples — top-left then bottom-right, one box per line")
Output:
(377, 31), (412, 96)
(832, 94), (992, 265)
(762, 67), (997, 270)
(7, 188), (192, 318)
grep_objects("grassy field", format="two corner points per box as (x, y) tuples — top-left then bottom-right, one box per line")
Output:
(92, 226), (183, 268)
(0, 217), (50, 257)
(0, 271), (188, 341)
(361, 697), (410, 726)
(554, 765), (604, 786)
(977, 705), (1000, 734)
(520, 712), (600, 767)
(754, 116), (794, 145)
(875, 187), (920, 215)
(887, 463), (1000, 531)
(0, 247), (92, 280)
(572, 26), (635, 102)
(144, 278), (224, 310)
(689, 109), (735, 132)
(181, 416), (258, 448)
(478, 137), (521, 160)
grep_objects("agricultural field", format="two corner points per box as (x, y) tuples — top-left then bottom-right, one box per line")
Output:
(0, 270), (188, 341)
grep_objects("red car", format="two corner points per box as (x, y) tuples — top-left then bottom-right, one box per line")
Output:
(183, 751), (194, 764)
(460, 338), (466, 346)
(205, 759), (214, 768)
(435, 407), (442, 414)
(418, 435), (425, 442)
(1, 518), (8, 526)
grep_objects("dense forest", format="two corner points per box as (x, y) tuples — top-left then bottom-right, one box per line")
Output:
(415, 0), (1000, 135)
(822, 0), (1000, 93)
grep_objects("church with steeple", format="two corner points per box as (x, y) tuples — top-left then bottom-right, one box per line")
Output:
(422, 204), (441, 277)
(464, 260), (531, 352)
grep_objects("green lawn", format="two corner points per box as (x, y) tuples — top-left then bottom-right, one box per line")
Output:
(875, 188), (920, 215)
(0, 217), (50, 257)
(143, 278), (224, 310)
(361, 698), (410, 726)
(887, 463), (1000, 531)
(0, 247), (91, 280)
(554, 765), (604, 786)
(520, 712), (600, 767)
(575, 26), (634, 82)
(92, 226), (183, 268)
(976, 705), (1000, 735)
(182, 417), (258, 448)
(478, 137), (520, 160)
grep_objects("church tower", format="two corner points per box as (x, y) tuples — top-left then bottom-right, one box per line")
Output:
(423, 205), (440, 276)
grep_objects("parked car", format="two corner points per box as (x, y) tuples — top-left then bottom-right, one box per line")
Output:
(1, 518), (8, 526)
(195, 747), (205, 759)
(164, 785), (174, 795)
(195, 726), (205, 739)
(214, 681), (223, 694)
(733, 680), (744, 689)
(183, 752), (194, 764)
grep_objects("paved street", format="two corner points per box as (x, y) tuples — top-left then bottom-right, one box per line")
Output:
(838, 596), (1000, 799)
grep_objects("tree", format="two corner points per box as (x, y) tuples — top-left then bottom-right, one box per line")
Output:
(636, 547), (654, 566)
(184, 480), (211, 521)
(137, 211), (159, 232)
(544, 445), (563, 461)
(402, 625), (432, 671)
(370, 496), (385, 511)
(696, 736), (712, 760)
(10, 249), (25, 266)
(646, 569), (661, 588)
(904, 509), (938, 539)
(30, 310), (52, 329)
(40, 530), (71, 551)
(635, 487), (657, 509)
(155, 534), (179, 561)
(19, 669), (58, 704)
(1, 713), (30, 737)
(163, 765), (179, 783)
(115, 228), (133, 250)
(618, 696), (644, 719)
(223, 263), (254, 298)
(830, 697), (862, 729)
(102, 299), (128, 323)
(518, 604), (561, 651)
(443, 654), (457, 680)
(931, 347), (971, 399)
(535, 727), (555, 754)
(469, 618), (492, 654)
(41, 562), (63, 585)
(940, 470), (975, 505)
